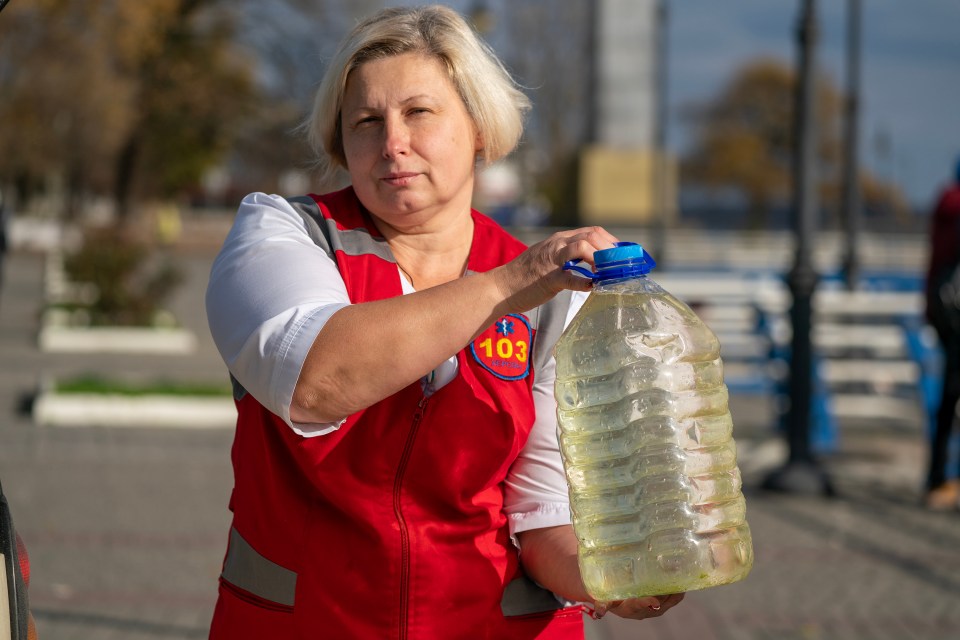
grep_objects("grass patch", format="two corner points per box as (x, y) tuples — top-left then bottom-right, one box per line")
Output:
(53, 375), (232, 397)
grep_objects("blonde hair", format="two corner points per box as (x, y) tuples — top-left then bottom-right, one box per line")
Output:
(305, 5), (531, 188)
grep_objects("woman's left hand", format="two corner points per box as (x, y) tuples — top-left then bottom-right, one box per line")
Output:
(516, 526), (686, 624)
(593, 592), (685, 620)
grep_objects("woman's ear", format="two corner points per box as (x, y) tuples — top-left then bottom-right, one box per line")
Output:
(474, 129), (484, 154)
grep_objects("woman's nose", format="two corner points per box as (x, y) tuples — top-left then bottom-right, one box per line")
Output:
(382, 118), (410, 159)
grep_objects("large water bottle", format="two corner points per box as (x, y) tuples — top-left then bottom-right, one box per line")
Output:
(554, 242), (753, 602)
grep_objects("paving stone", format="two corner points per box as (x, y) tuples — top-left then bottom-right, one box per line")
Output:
(3, 240), (959, 640)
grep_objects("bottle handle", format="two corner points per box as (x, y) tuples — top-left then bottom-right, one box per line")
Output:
(562, 260), (597, 281)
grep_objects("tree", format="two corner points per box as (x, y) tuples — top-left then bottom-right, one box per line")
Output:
(498, 0), (593, 224)
(0, 0), (254, 222)
(110, 0), (254, 221)
(0, 1), (135, 216)
(682, 57), (843, 229)
(214, 0), (358, 197)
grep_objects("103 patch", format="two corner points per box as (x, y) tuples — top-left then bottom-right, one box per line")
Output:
(470, 314), (532, 381)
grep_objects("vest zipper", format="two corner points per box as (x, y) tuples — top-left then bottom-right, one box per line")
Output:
(393, 394), (428, 640)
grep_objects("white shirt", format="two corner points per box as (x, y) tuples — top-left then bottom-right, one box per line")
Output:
(206, 192), (586, 540)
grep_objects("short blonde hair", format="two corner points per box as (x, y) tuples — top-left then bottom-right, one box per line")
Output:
(305, 5), (531, 188)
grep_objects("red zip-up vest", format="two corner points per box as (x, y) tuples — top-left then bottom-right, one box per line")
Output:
(209, 187), (584, 639)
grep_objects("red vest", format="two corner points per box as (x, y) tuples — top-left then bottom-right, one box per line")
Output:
(210, 188), (583, 639)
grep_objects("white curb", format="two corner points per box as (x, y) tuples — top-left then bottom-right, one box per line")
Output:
(33, 393), (236, 428)
(39, 252), (197, 354)
(37, 325), (197, 354)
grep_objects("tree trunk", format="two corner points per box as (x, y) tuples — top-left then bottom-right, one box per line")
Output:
(114, 131), (141, 224)
(64, 162), (85, 222)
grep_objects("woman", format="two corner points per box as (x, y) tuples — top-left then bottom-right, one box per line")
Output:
(206, 6), (683, 638)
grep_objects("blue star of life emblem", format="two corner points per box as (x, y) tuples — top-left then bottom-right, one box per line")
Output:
(496, 318), (515, 336)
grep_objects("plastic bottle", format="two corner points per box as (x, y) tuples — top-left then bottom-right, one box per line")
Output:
(554, 242), (753, 602)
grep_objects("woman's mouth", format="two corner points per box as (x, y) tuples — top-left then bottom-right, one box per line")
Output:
(382, 172), (419, 186)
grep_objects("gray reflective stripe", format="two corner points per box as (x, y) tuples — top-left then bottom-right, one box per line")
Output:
(531, 290), (573, 374)
(286, 196), (333, 254)
(221, 527), (297, 607)
(336, 227), (395, 261)
(286, 195), (395, 263)
(501, 574), (565, 616)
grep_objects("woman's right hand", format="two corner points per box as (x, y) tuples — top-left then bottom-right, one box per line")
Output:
(290, 225), (618, 424)
(492, 226), (620, 314)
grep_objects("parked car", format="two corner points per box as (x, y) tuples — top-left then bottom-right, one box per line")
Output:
(1, 480), (34, 640)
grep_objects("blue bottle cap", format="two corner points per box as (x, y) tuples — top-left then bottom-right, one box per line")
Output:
(563, 242), (656, 282)
(594, 242), (648, 268)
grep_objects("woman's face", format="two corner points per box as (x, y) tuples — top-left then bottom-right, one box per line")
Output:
(340, 52), (482, 230)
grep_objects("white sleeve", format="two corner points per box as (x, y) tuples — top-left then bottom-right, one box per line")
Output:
(503, 291), (588, 543)
(205, 192), (350, 436)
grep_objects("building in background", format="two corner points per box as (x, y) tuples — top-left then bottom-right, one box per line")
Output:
(579, 0), (677, 226)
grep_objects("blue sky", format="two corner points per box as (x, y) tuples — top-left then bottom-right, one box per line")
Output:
(376, 0), (958, 209)
(669, 0), (960, 209)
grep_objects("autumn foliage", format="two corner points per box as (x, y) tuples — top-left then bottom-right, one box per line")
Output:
(0, 0), (254, 220)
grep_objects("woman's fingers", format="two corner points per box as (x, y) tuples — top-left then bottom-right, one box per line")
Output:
(607, 597), (661, 619)
(602, 592), (685, 620)
(550, 228), (619, 291)
(657, 593), (685, 610)
(548, 227), (621, 277)
(555, 227), (620, 267)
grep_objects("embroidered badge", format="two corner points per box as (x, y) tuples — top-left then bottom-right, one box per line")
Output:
(470, 314), (532, 381)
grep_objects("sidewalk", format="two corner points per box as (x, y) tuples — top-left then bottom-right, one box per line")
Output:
(2, 242), (959, 639)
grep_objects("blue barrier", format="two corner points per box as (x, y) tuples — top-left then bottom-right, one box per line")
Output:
(742, 270), (927, 456)
(687, 266), (958, 468)
(759, 324), (838, 454)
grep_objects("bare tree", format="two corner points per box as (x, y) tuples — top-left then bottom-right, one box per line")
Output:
(218, 0), (387, 196)
(498, 0), (593, 223)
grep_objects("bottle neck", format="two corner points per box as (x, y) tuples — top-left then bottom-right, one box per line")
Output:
(593, 261), (654, 283)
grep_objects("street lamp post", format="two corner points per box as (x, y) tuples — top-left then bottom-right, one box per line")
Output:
(841, 0), (862, 290)
(763, 0), (834, 496)
(653, 0), (669, 266)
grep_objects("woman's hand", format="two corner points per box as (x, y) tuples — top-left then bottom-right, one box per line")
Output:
(492, 226), (619, 314)
(516, 525), (685, 624)
(592, 592), (685, 621)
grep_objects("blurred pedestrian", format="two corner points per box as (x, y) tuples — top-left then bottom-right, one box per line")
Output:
(923, 154), (960, 510)
(204, 5), (683, 639)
